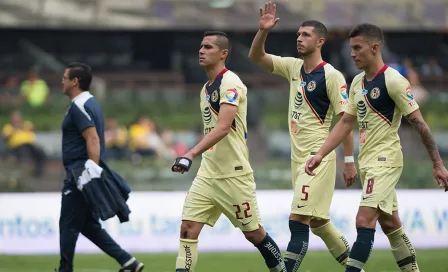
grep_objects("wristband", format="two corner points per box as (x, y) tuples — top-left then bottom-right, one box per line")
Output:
(344, 156), (354, 163)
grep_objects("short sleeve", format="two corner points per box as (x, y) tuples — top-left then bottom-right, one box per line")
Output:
(326, 70), (348, 115)
(71, 103), (96, 132)
(345, 83), (357, 116)
(387, 76), (419, 116)
(271, 55), (299, 79)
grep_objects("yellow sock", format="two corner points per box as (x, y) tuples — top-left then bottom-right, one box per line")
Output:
(175, 238), (198, 272)
(387, 227), (420, 272)
(311, 221), (350, 266)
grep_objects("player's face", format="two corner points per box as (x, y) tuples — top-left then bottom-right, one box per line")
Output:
(199, 36), (227, 67)
(350, 36), (379, 69)
(296, 26), (323, 56)
(62, 69), (73, 95)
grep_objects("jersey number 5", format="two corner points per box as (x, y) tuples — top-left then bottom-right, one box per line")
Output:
(233, 202), (252, 220)
(301, 185), (310, 201)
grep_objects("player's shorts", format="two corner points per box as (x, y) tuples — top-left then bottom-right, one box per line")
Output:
(359, 166), (402, 215)
(182, 173), (262, 232)
(291, 159), (336, 219)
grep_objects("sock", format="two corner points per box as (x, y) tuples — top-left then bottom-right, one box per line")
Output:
(387, 227), (420, 271)
(254, 233), (286, 272)
(346, 228), (375, 272)
(175, 238), (198, 272)
(311, 221), (350, 266)
(284, 220), (309, 272)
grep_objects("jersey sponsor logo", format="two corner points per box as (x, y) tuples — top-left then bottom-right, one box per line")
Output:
(203, 106), (212, 124)
(224, 88), (238, 103)
(357, 101), (367, 119)
(307, 80), (316, 92)
(294, 90), (303, 109)
(359, 130), (366, 144)
(300, 81), (306, 87)
(370, 87), (380, 99)
(361, 89), (368, 95)
(290, 120), (299, 135)
(206, 94), (210, 101)
(211, 90), (219, 102)
(406, 86), (414, 100)
(340, 84), (348, 100)
(406, 86), (417, 106)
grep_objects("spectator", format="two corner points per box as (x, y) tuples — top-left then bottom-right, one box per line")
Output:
(157, 129), (189, 160)
(403, 58), (428, 105)
(421, 56), (443, 77)
(20, 68), (49, 108)
(104, 118), (128, 160)
(0, 75), (22, 106)
(2, 110), (46, 177)
(128, 116), (156, 157)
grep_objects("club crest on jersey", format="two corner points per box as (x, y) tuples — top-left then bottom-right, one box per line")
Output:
(307, 80), (316, 92)
(300, 81), (306, 87)
(361, 89), (368, 95)
(211, 90), (219, 102)
(370, 87), (380, 99)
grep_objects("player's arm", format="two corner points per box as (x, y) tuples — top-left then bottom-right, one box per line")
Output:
(248, 1), (279, 72)
(318, 113), (357, 160)
(405, 110), (443, 167)
(389, 76), (448, 190)
(189, 104), (237, 157)
(72, 104), (100, 164)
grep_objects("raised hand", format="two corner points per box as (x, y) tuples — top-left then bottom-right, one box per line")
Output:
(259, 1), (280, 31)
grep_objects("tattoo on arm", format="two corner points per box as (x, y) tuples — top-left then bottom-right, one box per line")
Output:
(406, 115), (442, 166)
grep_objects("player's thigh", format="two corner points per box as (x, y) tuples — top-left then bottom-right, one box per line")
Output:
(214, 174), (262, 232)
(291, 160), (336, 219)
(59, 180), (88, 231)
(182, 176), (221, 227)
(359, 167), (403, 215)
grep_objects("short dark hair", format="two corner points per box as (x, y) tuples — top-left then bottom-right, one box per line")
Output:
(204, 31), (232, 59)
(300, 20), (328, 39)
(349, 23), (384, 44)
(66, 62), (92, 91)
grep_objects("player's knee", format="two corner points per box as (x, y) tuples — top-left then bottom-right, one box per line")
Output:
(355, 207), (379, 229)
(243, 225), (266, 245)
(379, 212), (402, 234)
(310, 218), (330, 229)
(289, 214), (311, 225)
(180, 220), (202, 240)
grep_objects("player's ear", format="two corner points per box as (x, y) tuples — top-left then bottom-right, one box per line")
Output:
(221, 49), (229, 60)
(372, 43), (380, 54)
(318, 37), (325, 47)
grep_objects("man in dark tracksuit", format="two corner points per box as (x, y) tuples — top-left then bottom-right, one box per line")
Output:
(58, 62), (144, 272)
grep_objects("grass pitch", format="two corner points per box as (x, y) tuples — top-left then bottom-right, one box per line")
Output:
(1, 249), (447, 272)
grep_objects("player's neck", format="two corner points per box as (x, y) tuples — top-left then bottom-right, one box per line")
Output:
(364, 59), (386, 81)
(68, 89), (83, 101)
(205, 64), (227, 85)
(302, 53), (324, 74)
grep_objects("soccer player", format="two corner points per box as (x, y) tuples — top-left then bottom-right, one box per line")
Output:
(171, 31), (286, 272)
(58, 62), (143, 272)
(305, 23), (448, 272)
(248, 2), (359, 271)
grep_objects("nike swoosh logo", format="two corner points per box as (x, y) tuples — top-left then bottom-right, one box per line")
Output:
(242, 221), (252, 226)
(297, 205), (306, 208)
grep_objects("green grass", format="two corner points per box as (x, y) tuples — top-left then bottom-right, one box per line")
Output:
(1, 249), (447, 272)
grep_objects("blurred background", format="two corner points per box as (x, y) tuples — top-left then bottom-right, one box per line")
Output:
(1, 0), (448, 193)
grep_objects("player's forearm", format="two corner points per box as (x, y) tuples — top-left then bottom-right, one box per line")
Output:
(342, 130), (355, 156)
(406, 116), (443, 167)
(318, 119), (354, 158)
(248, 30), (269, 62)
(190, 126), (230, 157)
(86, 137), (101, 164)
